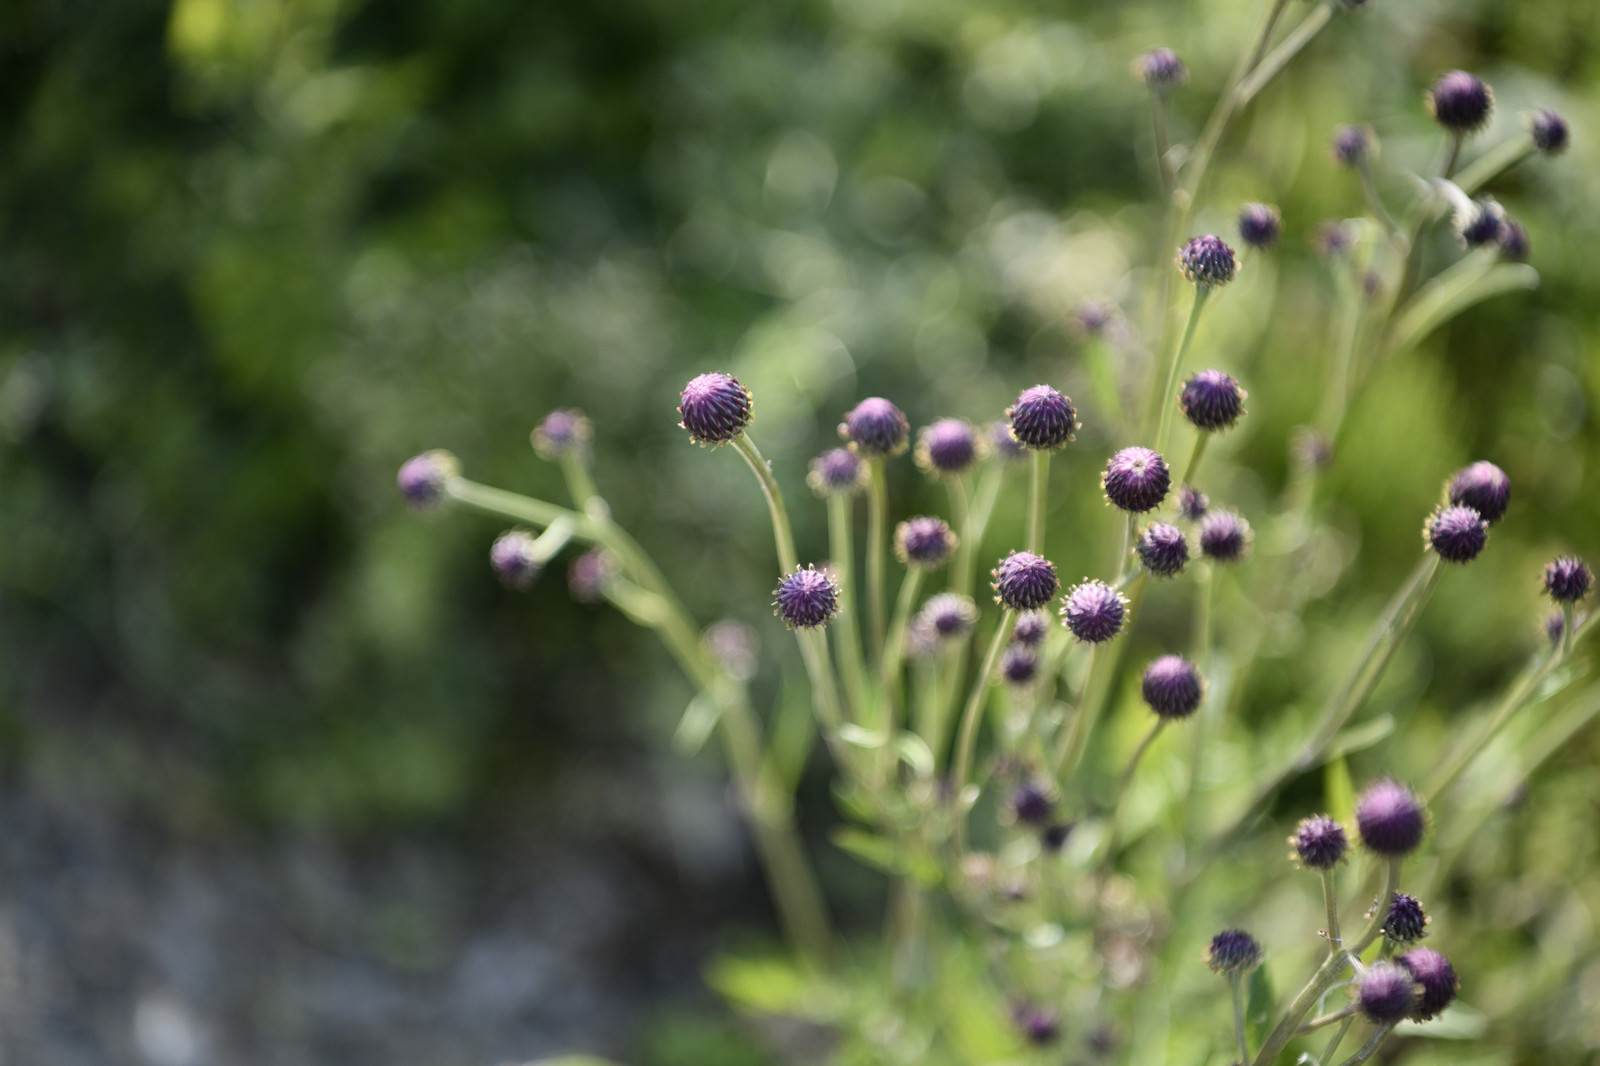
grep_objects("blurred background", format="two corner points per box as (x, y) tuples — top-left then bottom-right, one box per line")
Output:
(2, 0), (1598, 1062)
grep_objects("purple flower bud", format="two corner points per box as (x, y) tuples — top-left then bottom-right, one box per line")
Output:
(1357, 961), (1417, 1024)
(992, 551), (1060, 611)
(1136, 522), (1189, 578)
(1178, 235), (1238, 287)
(1011, 781), (1055, 824)
(1543, 556), (1591, 603)
(1528, 108), (1568, 155)
(895, 516), (958, 569)
(1012, 610), (1050, 647)
(773, 565), (840, 629)
(1398, 947), (1458, 1020)
(1237, 203), (1282, 250)
(1383, 892), (1430, 943)
(1136, 47), (1187, 90)
(987, 420), (1028, 463)
(1002, 645), (1039, 686)
(1007, 385), (1078, 451)
(1499, 220), (1530, 262)
(921, 593), (979, 641)
(916, 418), (979, 476)
(1356, 779), (1426, 856)
(678, 372), (753, 445)
(1332, 124), (1372, 166)
(1205, 929), (1262, 974)
(1013, 1005), (1061, 1046)
(1290, 815), (1348, 870)
(807, 447), (865, 497)
(1199, 510), (1250, 562)
(1178, 485), (1209, 521)
(1427, 71), (1493, 133)
(1102, 446), (1170, 513)
(840, 397), (910, 457)
(1141, 654), (1204, 719)
(1180, 369), (1246, 432)
(1456, 198), (1506, 247)
(704, 619), (759, 681)
(1447, 460), (1510, 524)
(489, 530), (542, 589)
(397, 450), (459, 510)
(1425, 504), (1488, 564)
(1061, 580), (1128, 644)
(568, 549), (617, 603)
(532, 409), (592, 460)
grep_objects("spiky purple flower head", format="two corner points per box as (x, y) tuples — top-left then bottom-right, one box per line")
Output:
(992, 551), (1059, 611)
(1290, 815), (1348, 870)
(1002, 646), (1039, 686)
(1180, 370), (1246, 432)
(807, 447), (864, 497)
(895, 516), (958, 569)
(1427, 71), (1493, 133)
(1011, 781), (1055, 825)
(1528, 108), (1569, 155)
(1141, 655), (1204, 719)
(1543, 556), (1591, 603)
(1012, 610), (1050, 647)
(840, 397), (910, 457)
(1447, 460), (1510, 524)
(1357, 961), (1417, 1024)
(1178, 485), (1209, 521)
(1178, 235), (1238, 287)
(1012, 1005), (1061, 1047)
(1136, 522), (1189, 578)
(1061, 580), (1128, 644)
(1425, 504), (1488, 563)
(773, 565), (840, 629)
(1205, 930), (1262, 974)
(1356, 779), (1426, 856)
(490, 530), (542, 589)
(678, 372), (753, 445)
(1007, 385), (1078, 451)
(1136, 48), (1187, 90)
(1398, 947), (1458, 1020)
(1499, 220), (1530, 262)
(1237, 203), (1282, 250)
(916, 418), (979, 476)
(568, 549), (617, 604)
(921, 592), (978, 641)
(532, 409), (592, 460)
(1456, 198), (1505, 247)
(1199, 510), (1250, 562)
(397, 450), (459, 510)
(1102, 447), (1170, 513)
(1383, 892), (1430, 943)
(1332, 124), (1372, 166)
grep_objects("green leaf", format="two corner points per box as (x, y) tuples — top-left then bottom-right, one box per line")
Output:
(671, 692), (722, 755)
(1327, 714), (1394, 760)
(832, 827), (942, 886)
(1325, 756), (1355, 823)
(705, 953), (819, 1017)
(1245, 963), (1276, 1049)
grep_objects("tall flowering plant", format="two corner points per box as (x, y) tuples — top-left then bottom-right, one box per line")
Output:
(398, 4), (1589, 1062)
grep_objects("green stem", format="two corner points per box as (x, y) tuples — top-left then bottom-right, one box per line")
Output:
(1295, 1004), (1358, 1036)
(1440, 130), (1464, 180)
(951, 612), (1017, 846)
(1051, 644), (1101, 777)
(1454, 136), (1535, 196)
(1243, 0), (1292, 73)
(1233, 2), (1337, 107)
(1356, 158), (1401, 240)
(827, 494), (872, 723)
(1152, 93), (1177, 196)
(1320, 1017), (1355, 1066)
(867, 458), (890, 667)
(880, 567), (927, 729)
(732, 434), (798, 575)
(1231, 971), (1251, 1065)
(447, 478), (592, 533)
(948, 476), (974, 598)
(1028, 451), (1050, 553)
(1153, 286), (1211, 455)
(1100, 718), (1168, 871)
(1333, 1023), (1394, 1066)
(1177, 433), (1211, 494)
(1321, 867), (1342, 956)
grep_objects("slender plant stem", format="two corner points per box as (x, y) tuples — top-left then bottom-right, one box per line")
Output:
(951, 612), (1017, 847)
(1153, 286), (1211, 455)
(447, 478), (591, 534)
(1440, 130), (1464, 180)
(827, 494), (872, 722)
(1243, 0), (1292, 74)
(1028, 451), (1050, 553)
(880, 567), (927, 728)
(1231, 971), (1251, 1065)
(948, 475), (973, 598)
(1454, 136), (1534, 196)
(1295, 1004), (1358, 1036)
(1333, 1023), (1394, 1066)
(1563, 602), (1575, 659)
(1356, 159), (1401, 240)
(1321, 867), (1342, 956)
(866, 458), (889, 667)
(558, 453), (602, 517)
(794, 629), (849, 743)
(1152, 93), (1177, 196)
(1052, 644), (1101, 777)
(1177, 432), (1210, 492)
(1233, 2), (1337, 106)
(732, 434), (799, 575)
(1099, 718), (1168, 871)
(1351, 857), (1402, 956)
(1320, 1016), (1355, 1066)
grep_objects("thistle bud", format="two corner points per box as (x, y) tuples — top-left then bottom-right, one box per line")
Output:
(895, 516), (958, 569)
(1102, 447), (1170, 513)
(1178, 235), (1238, 287)
(920, 593), (979, 642)
(1290, 815), (1348, 870)
(1135, 522), (1189, 578)
(1007, 385), (1078, 451)
(773, 565), (841, 629)
(807, 447), (865, 497)
(840, 397), (909, 458)
(1061, 580), (1128, 643)
(1237, 203), (1282, 250)
(1199, 510), (1250, 562)
(1425, 505), (1488, 563)
(489, 530), (542, 589)
(1357, 961), (1417, 1024)
(1398, 947), (1458, 1020)
(1446, 461), (1509, 524)
(1382, 892), (1430, 943)
(1355, 779), (1426, 856)
(1205, 930), (1262, 974)
(1542, 556), (1592, 603)
(992, 552), (1060, 611)
(397, 450), (459, 510)
(916, 418), (979, 476)
(1527, 108), (1568, 155)
(1427, 71), (1493, 134)
(1179, 370), (1246, 432)
(1141, 655), (1204, 719)
(532, 409), (592, 460)
(678, 372), (753, 445)
(1332, 124), (1372, 166)
(1136, 48), (1187, 91)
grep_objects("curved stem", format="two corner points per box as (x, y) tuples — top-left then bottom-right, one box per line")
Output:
(447, 478), (592, 534)
(732, 434), (798, 575)
(948, 476), (974, 598)
(1099, 718), (1168, 871)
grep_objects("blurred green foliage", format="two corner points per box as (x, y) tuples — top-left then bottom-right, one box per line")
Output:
(3, 0), (1600, 1059)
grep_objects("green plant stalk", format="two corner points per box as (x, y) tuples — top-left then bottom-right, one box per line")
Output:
(1231, 971), (1251, 1065)
(1176, 432), (1210, 493)
(827, 493), (872, 722)
(1321, 867), (1343, 957)
(1295, 1004), (1358, 1036)
(1028, 451), (1050, 553)
(447, 478), (593, 534)
(1099, 718), (1167, 871)
(1181, 562), (1216, 839)
(1454, 135), (1534, 196)
(1153, 285), (1211, 456)
(1356, 158), (1401, 240)
(948, 475), (974, 598)
(951, 612), (1017, 839)
(1440, 130), (1464, 179)
(733, 434), (799, 575)
(936, 465), (1006, 743)
(1152, 92), (1177, 196)
(1235, 2), (1338, 105)
(1333, 1023), (1394, 1066)
(794, 628), (850, 759)
(880, 567), (927, 730)
(1051, 644), (1101, 777)
(867, 458), (890, 667)
(1320, 1017), (1355, 1066)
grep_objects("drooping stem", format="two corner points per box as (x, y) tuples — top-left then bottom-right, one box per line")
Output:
(1153, 285), (1212, 456)
(447, 478), (591, 533)
(732, 434), (798, 575)
(1028, 450), (1050, 553)
(866, 458), (890, 667)
(827, 493), (872, 722)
